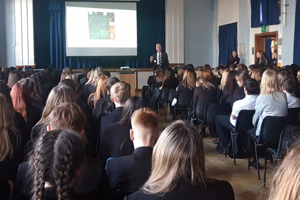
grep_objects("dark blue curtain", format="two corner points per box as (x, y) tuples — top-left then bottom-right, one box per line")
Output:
(34, 0), (165, 69)
(294, 0), (300, 66)
(265, 39), (272, 63)
(219, 23), (237, 65)
(251, 0), (280, 28)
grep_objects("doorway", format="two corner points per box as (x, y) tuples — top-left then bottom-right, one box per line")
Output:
(254, 31), (278, 66)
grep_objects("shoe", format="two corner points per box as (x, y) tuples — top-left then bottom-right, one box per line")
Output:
(249, 161), (262, 170)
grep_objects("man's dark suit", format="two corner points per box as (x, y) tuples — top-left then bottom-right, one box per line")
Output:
(105, 147), (153, 197)
(151, 52), (169, 69)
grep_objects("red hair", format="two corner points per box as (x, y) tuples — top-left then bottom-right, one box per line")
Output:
(10, 82), (32, 122)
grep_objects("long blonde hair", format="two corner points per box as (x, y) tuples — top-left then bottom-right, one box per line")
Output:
(142, 121), (207, 194)
(196, 77), (215, 89)
(38, 86), (77, 124)
(182, 69), (196, 90)
(220, 69), (229, 90)
(85, 67), (105, 87)
(260, 69), (280, 99)
(0, 94), (20, 161)
(88, 75), (108, 108)
(268, 143), (300, 200)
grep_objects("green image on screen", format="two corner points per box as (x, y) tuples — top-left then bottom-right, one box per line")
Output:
(88, 12), (109, 39)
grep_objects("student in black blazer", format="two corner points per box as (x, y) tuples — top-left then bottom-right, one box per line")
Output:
(125, 121), (235, 200)
(100, 96), (148, 162)
(228, 50), (240, 66)
(150, 43), (169, 70)
(99, 82), (131, 139)
(106, 108), (159, 199)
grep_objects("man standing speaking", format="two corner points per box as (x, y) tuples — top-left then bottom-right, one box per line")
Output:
(150, 43), (169, 70)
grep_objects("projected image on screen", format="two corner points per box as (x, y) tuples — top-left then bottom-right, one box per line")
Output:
(65, 2), (137, 56)
(88, 12), (115, 40)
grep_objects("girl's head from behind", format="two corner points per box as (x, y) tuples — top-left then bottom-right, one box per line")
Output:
(269, 142), (300, 200)
(260, 69), (280, 98)
(143, 121), (206, 194)
(40, 86), (77, 123)
(31, 130), (85, 200)
(182, 68), (196, 90)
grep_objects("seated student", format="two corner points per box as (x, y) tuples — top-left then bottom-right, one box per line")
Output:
(218, 70), (238, 105)
(147, 67), (164, 109)
(268, 142), (300, 200)
(191, 77), (217, 116)
(99, 81), (130, 137)
(100, 96), (148, 162)
(93, 77), (120, 121)
(282, 78), (300, 108)
(30, 130), (85, 200)
(125, 121), (235, 200)
(233, 70), (250, 103)
(13, 103), (104, 200)
(106, 108), (159, 199)
(83, 67), (105, 100)
(159, 68), (179, 90)
(215, 79), (260, 154)
(88, 75), (108, 110)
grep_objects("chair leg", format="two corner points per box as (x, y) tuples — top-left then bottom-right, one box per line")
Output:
(201, 126), (206, 137)
(264, 156), (267, 188)
(173, 107), (176, 121)
(231, 132), (236, 165)
(164, 103), (167, 121)
(225, 131), (229, 158)
(254, 142), (260, 180)
(157, 101), (160, 114)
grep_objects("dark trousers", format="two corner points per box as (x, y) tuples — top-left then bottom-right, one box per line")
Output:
(215, 115), (231, 145)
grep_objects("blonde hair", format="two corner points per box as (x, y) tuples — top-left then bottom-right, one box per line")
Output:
(142, 121), (207, 194)
(38, 86), (77, 124)
(88, 75), (108, 108)
(251, 68), (262, 83)
(85, 67), (105, 87)
(196, 69), (204, 79)
(268, 143), (300, 200)
(110, 82), (130, 105)
(260, 69), (280, 99)
(0, 94), (20, 161)
(220, 69), (229, 90)
(182, 69), (196, 90)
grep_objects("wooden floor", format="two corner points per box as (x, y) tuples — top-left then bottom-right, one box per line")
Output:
(158, 111), (272, 200)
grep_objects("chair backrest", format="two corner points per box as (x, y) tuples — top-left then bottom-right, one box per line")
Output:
(277, 125), (300, 158)
(259, 116), (290, 148)
(287, 107), (300, 124)
(204, 103), (232, 124)
(168, 88), (176, 103)
(160, 87), (169, 102)
(235, 110), (255, 133)
(194, 99), (213, 119)
(177, 91), (193, 108)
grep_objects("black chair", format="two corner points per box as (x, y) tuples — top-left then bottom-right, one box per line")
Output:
(113, 189), (136, 200)
(227, 110), (255, 165)
(200, 103), (232, 137)
(287, 107), (300, 125)
(263, 125), (300, 187)
(173, 91), (193, 120)
(191, 99), (212, 129)
(248, 116), (290, 180)
(157, 87), (169, 120)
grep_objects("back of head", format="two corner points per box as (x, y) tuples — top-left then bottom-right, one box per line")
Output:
(118, 96), (148, 128)
(110, 82), (130, 105)
(236, 70), (250, 83)
(106, 77), (120, 93)
(62, 67), (72, 74)
(31, 130), (85, 200)
(48, 103), (86, 133)
(269, 143), (300, 200)
(196, 77), (215, 89)
(142, 121), (206, 194)
(182, 68), (196, 90)
(7, 71), (21, 88)
(225, 70), (238, 94)
(282, 78), (297, 94)
(131, 107), (159, 138)
(220, 69), (229, 90)
(244, 78), (260, 95)
(260, 69), (280, 97)
(40, 85), (77, 123)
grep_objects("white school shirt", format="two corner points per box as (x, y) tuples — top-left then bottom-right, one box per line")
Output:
(286, 93), (300, 108)
(230, 95), (258, 126)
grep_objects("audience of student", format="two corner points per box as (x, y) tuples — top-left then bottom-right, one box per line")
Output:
(250, 67), (262, 84)
(7, 71), (22, 88)
(215, 79), (260, 154)
(282, 78), (300, 108)
(78, 67), (90, 88)
(218, 70), (238, 105)
(255, 51), (268, 66)
(83, 67), (105, 100)
(125, 121), (235, 200)
(100, 96), (148, 162)
(159, 68), (178, 90)
(233, 70), (250, 102)
(88, 75), (108, 110)
(147, 67), (164, 109)
(106, 108), (159, 199)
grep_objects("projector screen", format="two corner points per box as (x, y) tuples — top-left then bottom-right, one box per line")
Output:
(65, 2), (137, 56)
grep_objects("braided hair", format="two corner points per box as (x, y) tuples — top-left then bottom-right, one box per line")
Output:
(30, 130), (85, 200)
